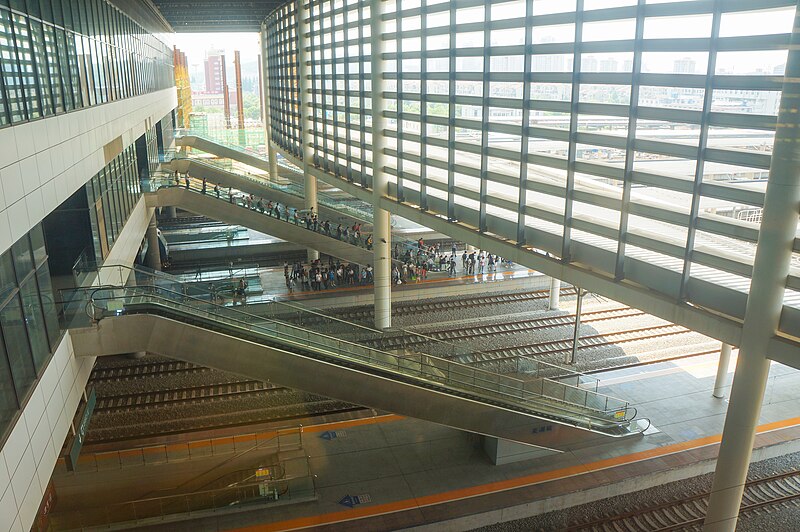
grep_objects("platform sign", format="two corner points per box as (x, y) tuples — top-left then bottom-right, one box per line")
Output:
(614, 410), (626, 420)
(255, 467), (272, 479)
(65, 388), (97, 472)
(339, 494), (371, 508)
(321, 430), (347, 441)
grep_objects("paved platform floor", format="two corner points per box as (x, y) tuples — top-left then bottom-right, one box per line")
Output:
(61, 352), (800, 531)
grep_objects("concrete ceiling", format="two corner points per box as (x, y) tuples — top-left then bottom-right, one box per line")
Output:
(149, 0), (283, 32)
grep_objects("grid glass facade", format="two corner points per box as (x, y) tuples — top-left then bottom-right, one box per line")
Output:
(0, 224), (60, 441)
(264, 1), (302, 160)
(0, 0), (173, 127)
(264, 0), (800, 337)
(86, 143), (142, 262)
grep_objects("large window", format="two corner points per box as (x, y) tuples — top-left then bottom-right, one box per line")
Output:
(0, 224), (61, 443)
(0, 0), (173, 127)
(264, 0), (799, 333)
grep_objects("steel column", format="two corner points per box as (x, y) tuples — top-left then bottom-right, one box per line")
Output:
(712, 343), (733, 399)
(145, 216), (161, 271)
(371, 0), (391, 330)
(566, 288), (584, 365)
(704, 8), (800, 529)
(297, 0), (319, 262)
(549, 278), (561, 311)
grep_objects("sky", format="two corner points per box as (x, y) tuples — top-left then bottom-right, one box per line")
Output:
(173, 32), (262, 70)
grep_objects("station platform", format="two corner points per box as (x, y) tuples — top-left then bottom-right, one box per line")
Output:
(256, 264), (550, 309)
(54, 353), (800, 531)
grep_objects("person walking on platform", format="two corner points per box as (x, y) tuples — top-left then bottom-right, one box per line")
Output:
(461, 251), (468, 272)
(214, 183), (220, 198)
(448, 256), (457, 276)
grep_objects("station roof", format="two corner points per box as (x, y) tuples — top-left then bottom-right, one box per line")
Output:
(149, 0), (282, 32)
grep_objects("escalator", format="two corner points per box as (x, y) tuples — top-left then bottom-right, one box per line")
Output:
(68, 270), (650, 451)
(147, 183), (378, 266)
(176, 134), (277, 175)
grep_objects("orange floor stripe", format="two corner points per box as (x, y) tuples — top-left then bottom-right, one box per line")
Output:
(73, 414), (403, 464)
(231, 415), (800, 532)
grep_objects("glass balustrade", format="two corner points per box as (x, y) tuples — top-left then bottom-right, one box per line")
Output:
(61, 264), (642, 434)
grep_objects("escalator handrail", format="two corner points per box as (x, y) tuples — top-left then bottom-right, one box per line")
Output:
(85, 285), (645, 433)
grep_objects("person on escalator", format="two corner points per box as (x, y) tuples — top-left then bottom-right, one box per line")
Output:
(201, 178), (207, 194)
(214, 184), (220, 198)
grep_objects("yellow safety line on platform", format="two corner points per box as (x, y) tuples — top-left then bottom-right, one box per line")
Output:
(230, 415), (800, 532)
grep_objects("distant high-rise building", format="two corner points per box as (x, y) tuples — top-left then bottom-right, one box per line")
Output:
(673, 57), (697, 74)
(774, 63), (786, 76)
(599, 58), (618, 72)
(204, 48), (224, 93)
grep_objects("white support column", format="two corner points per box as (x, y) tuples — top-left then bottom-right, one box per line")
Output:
(704, 11), (800, 530)
(260, 32), (281, 183)
(549, 278), (561, 310)
(371, 0), (391, 330)
(297, 0), (319, 262)
(712, 343), (733, 399)
(145, 215), (161, 271)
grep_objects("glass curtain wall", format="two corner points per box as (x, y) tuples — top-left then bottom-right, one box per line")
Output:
(86, 144), (142, 262)
(264, 0), (799, 333)
(0, 224), (61, 443)
(0, 0), (173, 128)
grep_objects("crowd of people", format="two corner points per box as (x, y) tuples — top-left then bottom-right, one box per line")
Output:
(284, 258), (373, 292)
(389, 238), (511, 284)
(169, 172), (514, 294)
(172, 172), (377, 251)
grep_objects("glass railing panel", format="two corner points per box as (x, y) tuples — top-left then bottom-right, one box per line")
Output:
(68, 267), (641, 431)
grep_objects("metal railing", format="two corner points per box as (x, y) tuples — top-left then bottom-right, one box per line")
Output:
(63, 271), (644, 434)
(61, 426), (303, 474)
(50, 456), (315, 529)
(149, 176), (389, 258)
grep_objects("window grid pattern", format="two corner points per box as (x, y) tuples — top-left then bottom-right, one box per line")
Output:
(264, 2), (303, 160)
(0, 223), (61, 443)
(86, 144), (141, 262)
(265, 0), (800, 334)
(0, 0), (173, 128)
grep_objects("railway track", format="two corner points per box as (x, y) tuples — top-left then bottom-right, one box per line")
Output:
(90, 360), (209, 381)
(370, 307), (645, 349)
(337, 287), (578, 321)
(459, 324), (691, 365)
(95, 381), (287, 411)
(566, 469), (800, 531)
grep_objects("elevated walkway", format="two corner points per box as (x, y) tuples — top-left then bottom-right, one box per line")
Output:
(164, 157), (363, 227)
(176, 134), (276, 175)
(147, 185), (376, 266)
(66, 268), (648, 450)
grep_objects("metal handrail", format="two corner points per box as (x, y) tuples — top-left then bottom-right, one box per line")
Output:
(83, 263), (623, 420)
(81, 283), (643, 433)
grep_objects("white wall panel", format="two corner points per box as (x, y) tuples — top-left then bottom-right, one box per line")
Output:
(0, 87), (176, 257)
